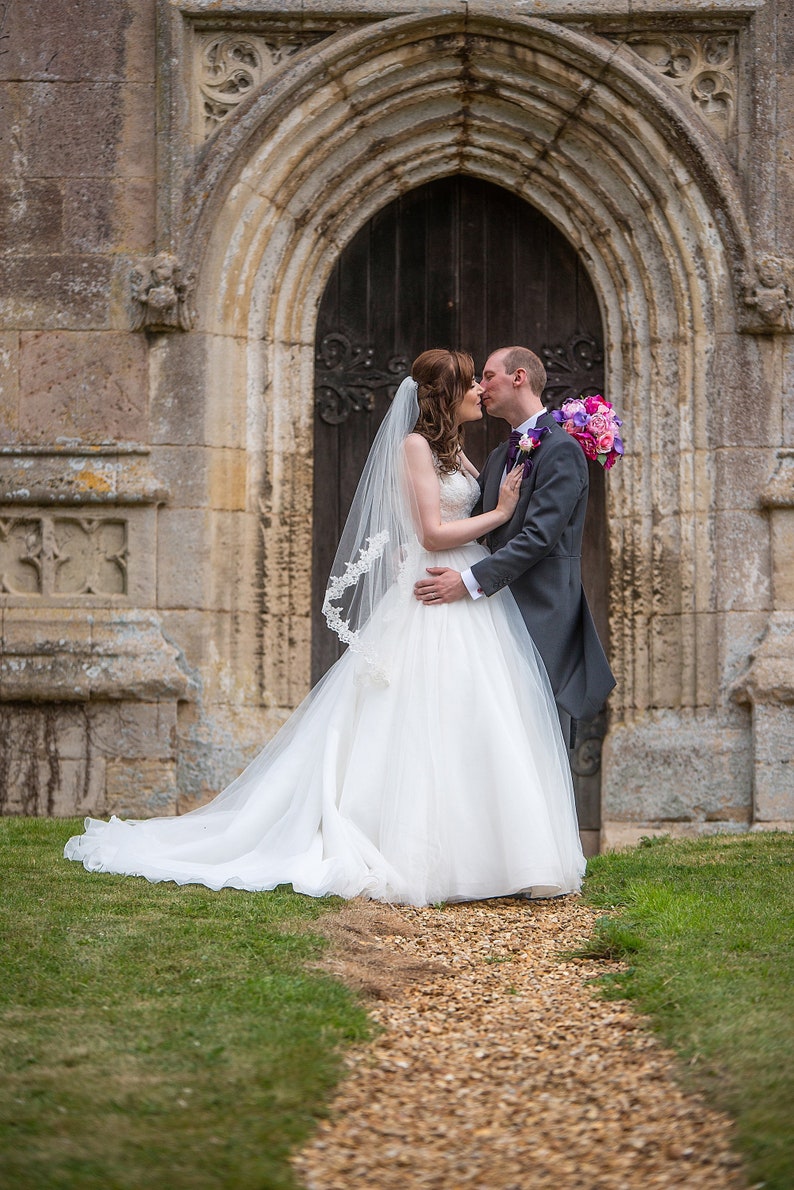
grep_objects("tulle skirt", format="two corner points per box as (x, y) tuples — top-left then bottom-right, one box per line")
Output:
(65, 543), (585, 906)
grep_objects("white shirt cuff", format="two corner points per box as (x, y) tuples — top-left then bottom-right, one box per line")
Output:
(461, 568), (485, 600)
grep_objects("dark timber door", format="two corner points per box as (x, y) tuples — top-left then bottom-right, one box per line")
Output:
(312, 176), (607, 843)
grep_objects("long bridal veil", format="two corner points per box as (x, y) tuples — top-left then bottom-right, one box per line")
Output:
(322, 375), (422, 684)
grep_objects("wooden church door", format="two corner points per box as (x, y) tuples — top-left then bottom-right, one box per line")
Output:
(311, 176), (607, 847)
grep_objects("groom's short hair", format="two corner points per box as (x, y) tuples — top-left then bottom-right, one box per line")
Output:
(501, 347), (547, 397)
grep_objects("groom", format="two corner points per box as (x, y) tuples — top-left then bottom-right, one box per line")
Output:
(414, 345), (615, 747)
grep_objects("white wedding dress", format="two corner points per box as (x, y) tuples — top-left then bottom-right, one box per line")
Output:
(65, 467), (585, 906)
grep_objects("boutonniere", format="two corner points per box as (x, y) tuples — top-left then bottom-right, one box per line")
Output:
(516, 427), (549, 474)
(551, 395), (625, 470)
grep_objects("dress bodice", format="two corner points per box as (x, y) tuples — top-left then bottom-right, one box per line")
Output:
(437, 465), (480, 522)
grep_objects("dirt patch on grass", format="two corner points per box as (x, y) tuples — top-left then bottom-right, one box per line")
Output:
(312, 898), (448, 1000)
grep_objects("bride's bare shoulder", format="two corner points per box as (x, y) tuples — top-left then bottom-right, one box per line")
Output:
(403, 433), (433, 462)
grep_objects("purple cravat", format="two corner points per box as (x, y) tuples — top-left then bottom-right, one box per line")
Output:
(505, 429), (522, 472)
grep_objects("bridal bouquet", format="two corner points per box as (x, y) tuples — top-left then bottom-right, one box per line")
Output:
(552, 395), (624, 469)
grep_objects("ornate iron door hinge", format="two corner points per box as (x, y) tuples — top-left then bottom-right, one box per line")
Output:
(541, 334), (604, 408)
(314, 333), (408, 424)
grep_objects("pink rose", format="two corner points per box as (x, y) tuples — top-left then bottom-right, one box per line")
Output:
(595, 430), (615, 453)
(587, 412), (610, 436)
(574, 430), (598, 460)
(562, 398), (588, 420)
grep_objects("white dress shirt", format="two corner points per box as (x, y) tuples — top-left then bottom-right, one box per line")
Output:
(461, 410), (546, 600)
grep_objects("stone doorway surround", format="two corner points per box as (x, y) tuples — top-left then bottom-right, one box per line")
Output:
(123, 0), (791, 837)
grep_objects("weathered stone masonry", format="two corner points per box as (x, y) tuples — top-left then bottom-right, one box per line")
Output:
(0, 0), (792, 845)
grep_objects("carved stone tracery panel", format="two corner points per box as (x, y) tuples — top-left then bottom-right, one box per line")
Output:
(0, 513), (128, 598)
(621, 32), (737, 140)
(0, 518), (43, 596)
(53, 518), (128, 597)
(195, 32), (329, 141)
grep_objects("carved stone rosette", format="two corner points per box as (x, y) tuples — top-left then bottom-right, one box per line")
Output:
(131, 253), (195, 332)
(623, 32), (737, 140)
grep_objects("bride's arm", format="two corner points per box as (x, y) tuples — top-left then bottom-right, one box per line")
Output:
(403, 434), (520, 551)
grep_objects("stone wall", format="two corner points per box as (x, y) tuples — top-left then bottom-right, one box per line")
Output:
(0, 0), (792, 845)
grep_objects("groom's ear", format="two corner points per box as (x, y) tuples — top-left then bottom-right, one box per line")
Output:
(513, 368), (526, 386)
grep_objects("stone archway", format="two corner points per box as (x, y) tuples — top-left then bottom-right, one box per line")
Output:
(158, 10), (774, 833)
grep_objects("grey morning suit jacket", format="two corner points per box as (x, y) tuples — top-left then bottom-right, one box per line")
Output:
(470, 410), (616, 722)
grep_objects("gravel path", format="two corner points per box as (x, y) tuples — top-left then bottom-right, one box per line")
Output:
(293, 897), (746, 1189)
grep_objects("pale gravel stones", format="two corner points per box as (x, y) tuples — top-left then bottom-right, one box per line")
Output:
(294, 898), (744, 1190)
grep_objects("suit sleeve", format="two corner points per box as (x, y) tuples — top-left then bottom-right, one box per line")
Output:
(470, 439), (587, 595)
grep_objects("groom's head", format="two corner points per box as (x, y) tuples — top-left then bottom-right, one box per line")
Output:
(481, 347), (546, 425)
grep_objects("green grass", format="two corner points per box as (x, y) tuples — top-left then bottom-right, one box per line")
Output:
(580, 831), (794, 1190)
(5, 821), (793, 1190)
(0, 817), (370, 1190)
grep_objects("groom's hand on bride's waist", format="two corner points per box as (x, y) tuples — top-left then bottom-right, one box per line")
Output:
(414, 567), (467, 604)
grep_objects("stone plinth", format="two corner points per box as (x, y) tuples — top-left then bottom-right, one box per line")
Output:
(601, 708), (754, 845)
(0, 701), (181, 819)
(733, 614), (794, 830)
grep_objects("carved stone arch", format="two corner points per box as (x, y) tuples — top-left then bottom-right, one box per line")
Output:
(159, 10), (772, 827)
(179, 14), (756, 300)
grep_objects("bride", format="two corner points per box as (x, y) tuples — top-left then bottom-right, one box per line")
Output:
(65, 350), (586, 906)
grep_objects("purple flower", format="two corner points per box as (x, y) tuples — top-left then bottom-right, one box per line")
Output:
(564, 398), (588, 419)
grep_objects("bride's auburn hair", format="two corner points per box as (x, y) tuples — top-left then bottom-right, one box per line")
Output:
(411, 349), (475, 474)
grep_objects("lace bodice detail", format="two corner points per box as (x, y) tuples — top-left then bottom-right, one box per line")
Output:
(437, 465), (480, 522)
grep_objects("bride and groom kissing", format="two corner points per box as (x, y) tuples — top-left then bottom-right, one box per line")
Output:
(413, 345), (615, 753)
(65, 346), (614, 907)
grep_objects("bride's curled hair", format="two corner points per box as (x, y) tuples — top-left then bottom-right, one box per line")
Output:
(411, 349), (475, 474)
